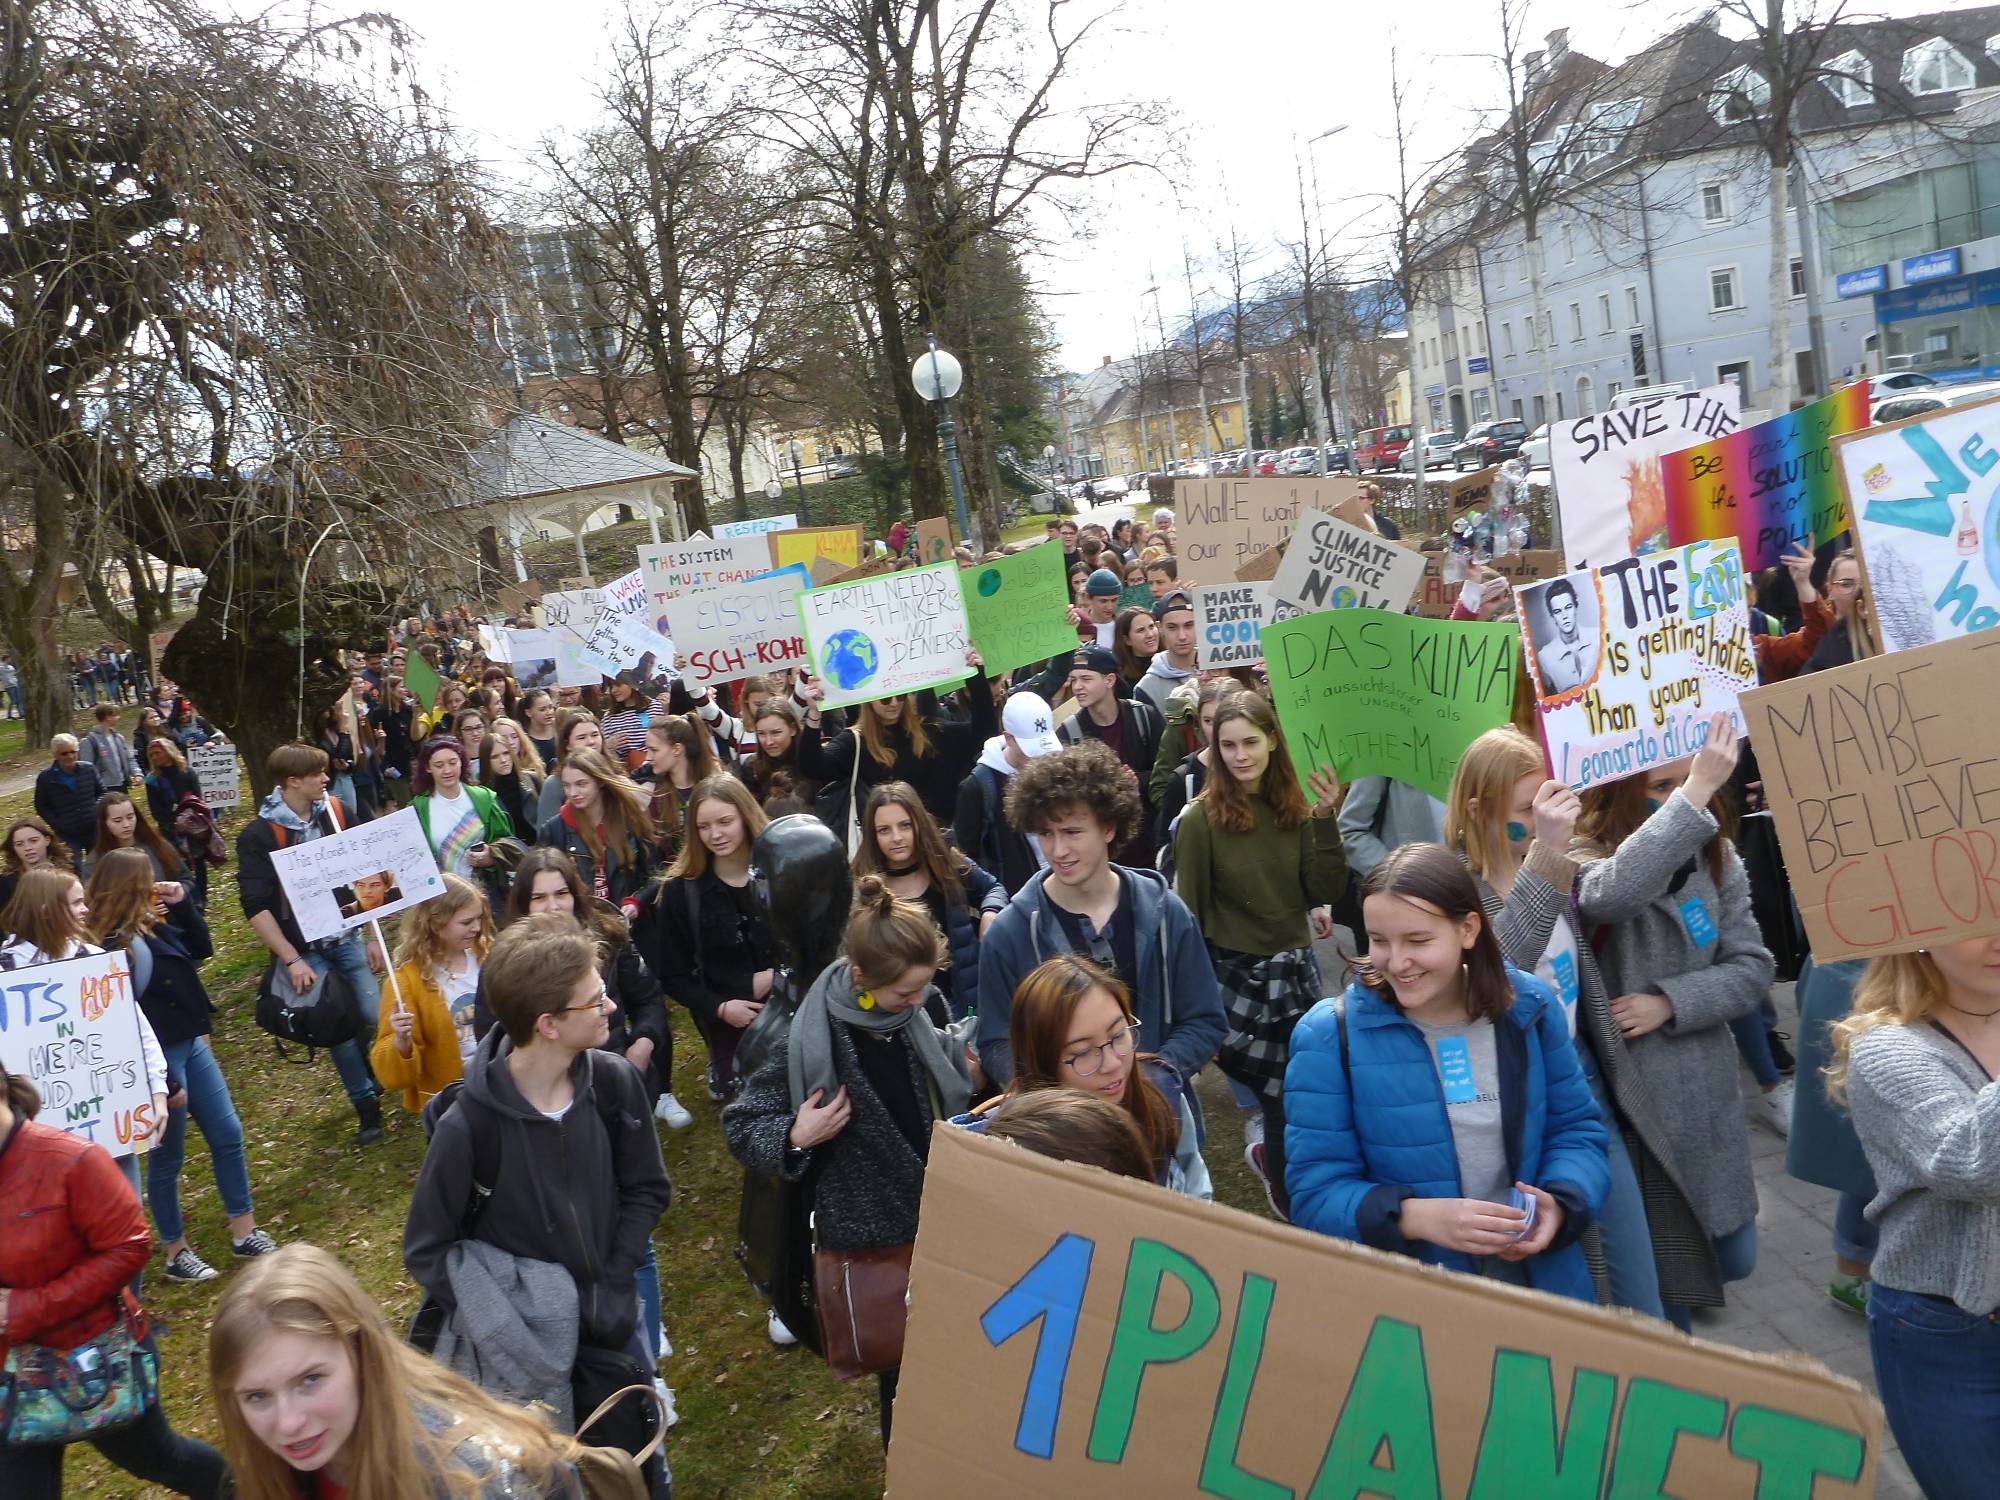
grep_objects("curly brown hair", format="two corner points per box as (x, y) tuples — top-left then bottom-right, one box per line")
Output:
(1003, 740), (1142, 846)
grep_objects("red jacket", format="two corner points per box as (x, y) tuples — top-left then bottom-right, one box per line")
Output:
(0, 1117), (150, 1350)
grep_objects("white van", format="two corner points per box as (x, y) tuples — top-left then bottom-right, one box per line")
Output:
(1608, 381), (1695, 411)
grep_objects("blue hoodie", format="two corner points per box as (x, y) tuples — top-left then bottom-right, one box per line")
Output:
(975, 864), (1225, 1086)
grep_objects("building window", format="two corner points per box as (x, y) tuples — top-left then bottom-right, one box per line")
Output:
(1575, 376), (1595, 417)
(1625, 284), (1641, 326)
(1569, 302), (1584, 341)
(1701, 181), (1730, 225)
(1608, 380), (1623, 400)
(1717, 360), (1752, 395)
(1473, 322), (1486, 355)
(1502, 321), (1515, 356)
(1562, 223), (1576, 263)
(1708, 266), (1742, 313)
(1709, 65), (1769, 126)
(1790, 257), (1807, 298)
(1512, 399), (1525, 422)
(1824, 49), (1872, 107)
(1902, 38), (1975, 96)
(1598, 292), (1614, 333)
(1444, 330), (1458, 361)
(1542, 312), (1556, 347)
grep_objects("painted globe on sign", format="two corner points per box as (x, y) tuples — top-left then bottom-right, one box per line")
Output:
(1329, 584), (1360, 609)
(821, 629), (881, 692)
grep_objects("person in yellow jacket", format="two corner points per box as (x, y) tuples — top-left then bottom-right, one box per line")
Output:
(369, 873), (493, 1111)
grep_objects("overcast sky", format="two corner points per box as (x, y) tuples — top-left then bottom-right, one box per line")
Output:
(360, 0), (1948, 373)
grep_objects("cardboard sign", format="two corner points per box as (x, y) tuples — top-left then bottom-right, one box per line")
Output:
(660, 568), (809, 689)
(504, 629), (558, 692)
(770, 523), (864, 574)
(797, 561), (973, 709)
(1519, 539), (1757, 790)
(1740, 630), (2000, 960)
(807, 554), (846, 586)
(714, 513), (796, 539)
(828, 556), (897, 585)
(1192, 583), (1269, 669)
(189, 742), (241, 810)
(1264, 609), (1520, 799)
(637, 536), (770, 605)
(965, 544), (1079, 677)
(581, 608), (676, 693)
(1415, 550), (1565, 618)
(915, 515), (955, 567)
(887, 1125), (1879, 1498)
(1552, 383), (1741, 569)
(1450, 466), (1498, 515)
(558, 574), (596, 591)
(1834, 394), (2000, 656)
(1176, 477), (1365, 581)
(0, 948), (152, 1148)
(271, 807), (445, 943)
(540, 588), (611, 686)
(495, 581), (538, 618)
(1664, 384), (1872, 570)
(1233, 546), (1284, 583)
(1269, 510), (1427, 617)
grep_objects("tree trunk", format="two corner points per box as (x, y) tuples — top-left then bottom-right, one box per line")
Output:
(1765, 152), (1796, 413)
(1527, 231), (1559, 427)
(4, 467), (76, 745)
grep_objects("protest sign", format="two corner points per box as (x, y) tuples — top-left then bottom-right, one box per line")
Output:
(1264, 609), (1519, 799)
(504, 629), (558, 692)
(715, 513), (796, 539)
(1551, 383), (1741, 569)
(495, 581), (537, 618)
(1834, 393), (2000, 656)
(1663, 383), (1872, 570)
(189, 742), (241, 810)
(0, 947), (153, 1148)
(402, 651), (441, 711)
(1518, 539), (1756, 791)
(1234, 545), (1284, 583)
(558, 574), (595, 591)
(829, 556), (897, 585)
(1192, 583), (1269, 669)
(1415, 549), (1564, 618)
(1449, 465), (1498, 515)
(770, 523), (865, 574)
(540, 588), (612, 685)
(796, 561), (972, 709)
(1269, 510), (1427, 617)
(661, 567), (808, 690)
(1740, 629), (2000, 961)
(637, 535), (771, 608)
(1175, 476), (1365, 580)
(1118, 582), (1156, 611)
(915, 516), (955, 566)
(965, 544), (1077, 676)
(271, 807), (445, 944)
(148, 628), (178, 678)
(807, 554), (846, 585)
(582, 608), (676, 694)
(888, 1125), (1879, 1499)
(602, 566), (649, 619)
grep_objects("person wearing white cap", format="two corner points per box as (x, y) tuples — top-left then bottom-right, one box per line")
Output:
(954, 691), (1061, 896)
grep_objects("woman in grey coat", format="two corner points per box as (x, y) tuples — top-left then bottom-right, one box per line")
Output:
(1574, 714), (1774, 1332)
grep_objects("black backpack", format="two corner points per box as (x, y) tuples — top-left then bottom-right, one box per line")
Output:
(251, 805), (360, 1056)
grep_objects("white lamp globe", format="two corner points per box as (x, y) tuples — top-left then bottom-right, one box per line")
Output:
(911, 347), (963, 401)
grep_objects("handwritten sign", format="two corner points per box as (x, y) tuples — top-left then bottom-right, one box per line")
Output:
(602, 566), (649, 619)
(1834, 393), (2000, 656)
(1175, 477), (1364, 581)
(540, 589), (611, 686)
(1664, 384), (1872, 570)
(964, 544), (1077, 676)
(1264, 610), (1519, 799)
(715, 513), (796, 539)
(1414, 549), (1566, 618)
(770, 524), (864, 574)
(1741, 630), (2000, 960)
(1269, 510), (1427, 617)
(271, 807), (445, 944)
(637, 536), (770, 607)
(582, 608), (676, 690)
(1552, 383), (1740, 569)
(1192, 583), (1269, 669)
(888, 1125), (1880, 1498)
(660, 568), (808, 690)
(1519, 539), (1756, 790)
(796, 562), (972, 709)
(189, 742), (241, 810)
(1450, 466), (1498, 515)
(504, 629), (558, 692)
(0, 948), (151, 1147)
(915, 516), (955, 566)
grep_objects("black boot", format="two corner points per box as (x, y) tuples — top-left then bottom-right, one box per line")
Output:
(354, 1092), (385, 1146)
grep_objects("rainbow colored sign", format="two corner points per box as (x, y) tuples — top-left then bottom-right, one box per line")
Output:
(1662, 383), (1872, 569)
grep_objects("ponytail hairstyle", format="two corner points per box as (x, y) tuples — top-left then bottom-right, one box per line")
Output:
(844, 873), (949, 988)
(1199, 691), (1309, 833)
(86, 848), (163, 948)
(856, 695), (931, 768)
(1443, 726), (1544, 879)
(1357, 844), (1515, 1025)
(1, 1061), (40, 1119)
(2, 867), (91, 961)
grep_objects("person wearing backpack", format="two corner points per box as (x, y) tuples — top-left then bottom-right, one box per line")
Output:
(951, 691), (1061, 895)
(235, 742), (387, 1147)
(402, 913), (669, 1490)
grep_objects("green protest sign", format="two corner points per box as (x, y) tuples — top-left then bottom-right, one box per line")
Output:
(402, 652), (441, 712)
(1118, 583), (1155, 612)
(1263, 608), (1519, 800)
(964, 544), (1078, 676)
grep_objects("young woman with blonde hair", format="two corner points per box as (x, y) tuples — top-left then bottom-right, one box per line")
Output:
(536, 746), (657, 912)
(370, 874), (494, 1111)
(796, 646), (995, 825)
(208, 1243), (593, 1500)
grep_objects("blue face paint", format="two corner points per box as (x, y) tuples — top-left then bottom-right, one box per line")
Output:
(1646, 797), (1663, 814)
(1506, 821), (1530, 843)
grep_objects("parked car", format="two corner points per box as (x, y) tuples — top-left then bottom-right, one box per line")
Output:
(1520, 423), (1551, 470)
(1609, 381), (1696, 411)
(1869, 370), (1940, 394)
(1452, 418), (1528, 471)
(1276, 445), (1318, 475)
(1323, 442), (1353, 474)
(1398, 432), (1459, 472)
(1254, 450), (1280, 476)
(1871, 379), (2000, 427)
(1353, 425), (1413, 472)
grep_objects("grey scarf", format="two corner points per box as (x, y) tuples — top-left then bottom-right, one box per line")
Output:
(787, 959), (971, 1121)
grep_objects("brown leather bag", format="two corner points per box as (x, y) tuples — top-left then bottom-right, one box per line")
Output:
(811, 1242), (913, 1380)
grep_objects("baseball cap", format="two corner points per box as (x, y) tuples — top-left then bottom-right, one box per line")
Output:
(1084, 567), (1123, 597)
(1000, 692), (1062, 758)
(1070, 646), (1119, 677)
(1152, 589), (1194, 619)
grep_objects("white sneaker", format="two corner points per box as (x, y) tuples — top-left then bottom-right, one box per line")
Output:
(1753, 1078), (1794, 1137)
(655, 1093), (693, 1129)
(1242, 1112), (1265, 1154)
(657, 1326), (673, 1361)
(767, 1307), (799, 1347)
(652, 1377), (680, 1430)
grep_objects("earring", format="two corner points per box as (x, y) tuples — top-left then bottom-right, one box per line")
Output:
(857, 989), (877, 1010)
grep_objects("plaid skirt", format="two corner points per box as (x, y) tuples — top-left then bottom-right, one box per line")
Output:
(1212, 944), (1325, 1102)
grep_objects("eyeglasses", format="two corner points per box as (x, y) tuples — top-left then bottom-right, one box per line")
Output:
(1062, 1022), (1139, 1078)
(559, 985), (610, 1016)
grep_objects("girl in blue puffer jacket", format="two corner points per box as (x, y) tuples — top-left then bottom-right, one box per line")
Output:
(1284, 843), (1609, 1300)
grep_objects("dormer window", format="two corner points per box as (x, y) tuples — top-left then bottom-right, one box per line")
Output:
(1902, 37), (1974, 96)
(1824, 49), (1872, 107)
(1709, 66), (1769, 126)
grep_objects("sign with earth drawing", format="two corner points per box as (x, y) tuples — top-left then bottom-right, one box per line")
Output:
(795, 561), (973, 709)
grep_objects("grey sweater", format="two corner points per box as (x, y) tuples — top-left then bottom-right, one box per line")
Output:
(1847, 1021), (2000, 1315)
(1574, 790), (1774, 1239)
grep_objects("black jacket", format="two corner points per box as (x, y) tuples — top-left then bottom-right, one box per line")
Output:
(404, 1031), (670, 1351)
(953, 763), (1042, 896)
(536, 806), (654, 907)
(636, 869), (771, 1029)
(236, 801), (345, 954)
(144, 765), (200, 834)
(1059, 697), (1164, 865)
(794, 674), (998, 824)
(124, 900), (215, 1048)
(34, 763), (103, 855)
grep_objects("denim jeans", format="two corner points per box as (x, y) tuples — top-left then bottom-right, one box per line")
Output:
(637, 1242), (663, 1364)
(1868, 1283), (2000, 1500)
(148, 1036), (253, 1244)
(0, 1387), (227, 1500)
(1834, 1190), (1879, 1267)
(1728, 1012), (1782, 1088)
(1578, 1047), (1665, 1319)
(307, 934), (383, 1106)
(1665, 1218), (1758, 1331)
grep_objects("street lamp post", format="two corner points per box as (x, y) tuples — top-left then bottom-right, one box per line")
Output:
(1304, 122), (1349, 477)
(788, 441), (811, 526)
(911, 337), (976, 554)
(1042, 442), (1059, 514)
